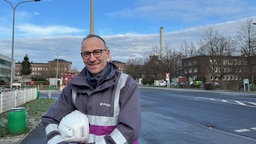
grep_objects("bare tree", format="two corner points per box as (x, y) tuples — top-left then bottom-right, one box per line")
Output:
(126, 58), (144, 81)
(142, 55), (165, 85)
(199, 27), (234, 56)
(237, 18), (256, 86)
(198, 27), (237, 85)
(181, 40), (198, 58)
(164, 49), (185, 77)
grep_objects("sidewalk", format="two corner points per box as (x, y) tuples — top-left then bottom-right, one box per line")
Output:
(0, 120), (42, 144)
(0, 133), (27, 144)
(0, 122), (44, 144)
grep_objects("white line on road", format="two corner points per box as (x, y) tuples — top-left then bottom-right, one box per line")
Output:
(194, 97), (256, 108)
(234, 129), (251, 133)
(234, 100), (246, 105)
(251, 127), (256, 130)
(248, 102), (256, 106)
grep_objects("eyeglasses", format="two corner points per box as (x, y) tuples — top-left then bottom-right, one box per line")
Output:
(81, 49), (107, 59)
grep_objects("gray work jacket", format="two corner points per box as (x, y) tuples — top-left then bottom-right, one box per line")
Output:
(41, 63), (141, 144)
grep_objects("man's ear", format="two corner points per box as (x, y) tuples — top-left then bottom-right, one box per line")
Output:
(106, 49), (111, 61)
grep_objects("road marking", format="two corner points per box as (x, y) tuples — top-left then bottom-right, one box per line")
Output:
(221, 100), (228, 102)
(234, 129), (250, 133)
(251, 127), (256, 130)
(194, 97), (256, 108)
(234, 100), (246, 105)
(248, 102), (256, 106)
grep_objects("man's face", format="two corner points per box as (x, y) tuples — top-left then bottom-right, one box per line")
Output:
(81, 37), (110, 76)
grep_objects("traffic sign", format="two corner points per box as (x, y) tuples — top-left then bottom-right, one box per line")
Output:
(243, 79), (249, 84)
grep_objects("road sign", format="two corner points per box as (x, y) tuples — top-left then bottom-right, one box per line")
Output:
(243, 79), (249, 84)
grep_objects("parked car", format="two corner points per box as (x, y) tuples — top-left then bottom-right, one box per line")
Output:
(189, 80), (203, 88)
(170, 82), (178, 87)
(204, 82), (220, 90)
(159, 80), (167, 87)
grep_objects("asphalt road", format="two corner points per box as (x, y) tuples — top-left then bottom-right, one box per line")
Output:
(139, 87), (256, 144)
(21, 87), (256, 144)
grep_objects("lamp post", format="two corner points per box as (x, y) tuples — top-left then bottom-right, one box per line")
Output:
(55, 50), (69, 89)
(47, 49), (69, 85)
(55, 52), (59, 80)
(252, 23), (256, 88)
(3, 0), (41, 88)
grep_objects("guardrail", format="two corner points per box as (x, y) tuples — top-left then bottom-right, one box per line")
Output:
(0, 88), (37, 114)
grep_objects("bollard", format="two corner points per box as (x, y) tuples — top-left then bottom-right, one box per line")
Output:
(37, 91), (41, 99)
(48, 90), (51, 98)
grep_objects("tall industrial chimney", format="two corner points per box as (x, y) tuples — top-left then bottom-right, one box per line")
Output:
(90, 0), (94, 34)
(160, 27), (165, 58)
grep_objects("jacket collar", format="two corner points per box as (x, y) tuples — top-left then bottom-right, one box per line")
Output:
(70, 62), (119, 90)
(86, 63), (111, 89)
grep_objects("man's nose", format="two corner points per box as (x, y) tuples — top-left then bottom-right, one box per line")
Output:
(89, 53), (97, 60)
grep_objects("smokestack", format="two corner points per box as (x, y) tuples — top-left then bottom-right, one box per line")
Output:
(90, 0), (94, 34)
(160, 27), (165, 58)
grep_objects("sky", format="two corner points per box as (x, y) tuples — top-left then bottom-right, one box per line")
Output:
(1, 0), (256, 70)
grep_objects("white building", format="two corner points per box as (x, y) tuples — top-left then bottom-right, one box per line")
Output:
(0, 54), (13, 85)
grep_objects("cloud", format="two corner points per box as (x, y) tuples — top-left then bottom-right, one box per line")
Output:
(16, 24), (86, 37)
(1, 16), (256, 70)
(33, 12), (40, 16)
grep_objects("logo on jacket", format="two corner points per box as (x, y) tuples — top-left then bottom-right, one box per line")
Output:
(100, 102), (111, 107)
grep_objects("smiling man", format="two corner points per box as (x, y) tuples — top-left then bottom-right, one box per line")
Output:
(80, 35), (110, 76)
(42, 34), (141, 144)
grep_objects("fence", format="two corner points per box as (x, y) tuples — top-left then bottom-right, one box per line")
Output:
(0, 88), (37, 114)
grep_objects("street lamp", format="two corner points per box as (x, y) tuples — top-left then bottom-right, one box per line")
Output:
(47, 48), (69, 80)
(252, 22), (256, 88)
(3, 0), (41, 88)
(54, 50), (69, 89)
(55, 52), (61, 80)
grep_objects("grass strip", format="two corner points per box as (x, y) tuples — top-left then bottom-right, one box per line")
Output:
(0, 98), (55, 137)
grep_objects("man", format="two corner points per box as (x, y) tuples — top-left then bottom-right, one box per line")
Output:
(41, 34), (141, 144)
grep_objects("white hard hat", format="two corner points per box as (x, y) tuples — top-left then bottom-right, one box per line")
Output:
(59, 110), (89, 142)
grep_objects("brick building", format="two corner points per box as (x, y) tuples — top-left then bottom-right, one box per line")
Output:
(15, 59), (72, 82)
(182, 55), (251, 90)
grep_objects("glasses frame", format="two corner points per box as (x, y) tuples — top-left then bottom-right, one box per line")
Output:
(81, 49), (107, 59)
